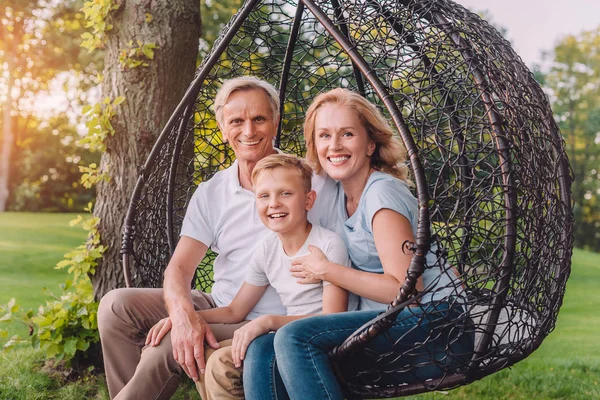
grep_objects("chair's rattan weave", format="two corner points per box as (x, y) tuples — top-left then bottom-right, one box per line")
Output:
(122, 0), (573, 397)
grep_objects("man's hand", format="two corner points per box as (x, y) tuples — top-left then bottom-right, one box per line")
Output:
(231, 316), (271, 368)
(145, 317), (172, 347)
(170, 311), (220, 381)
(290, 245), (329, 284)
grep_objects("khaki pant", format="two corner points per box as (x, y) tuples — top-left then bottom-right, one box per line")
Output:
(98, 288), (246, 400)
(196, 339), (244, 400)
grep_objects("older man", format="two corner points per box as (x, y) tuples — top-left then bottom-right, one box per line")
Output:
(98, 76), (335, 399)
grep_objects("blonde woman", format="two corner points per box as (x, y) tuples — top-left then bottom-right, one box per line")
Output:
(244, 88), (472, 399)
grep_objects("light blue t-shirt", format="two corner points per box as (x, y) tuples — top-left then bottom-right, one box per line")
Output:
(326, 172), (462, 310)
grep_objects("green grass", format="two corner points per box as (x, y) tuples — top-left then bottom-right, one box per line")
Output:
(0, 212), (88, 339)
(0, 212), (599, 399)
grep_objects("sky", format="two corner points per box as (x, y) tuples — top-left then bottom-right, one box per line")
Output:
(455, 0), (600, 67)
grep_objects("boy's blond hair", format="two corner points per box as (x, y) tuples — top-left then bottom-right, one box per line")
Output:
(251, 154), (313, 193)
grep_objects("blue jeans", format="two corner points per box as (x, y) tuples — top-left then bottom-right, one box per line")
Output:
(271, 303), (473, 400)
(243, 333), (289, 400)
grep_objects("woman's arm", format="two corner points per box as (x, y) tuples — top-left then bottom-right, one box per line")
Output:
(370, 208), (423, 293)
(292, 209), (421, 304)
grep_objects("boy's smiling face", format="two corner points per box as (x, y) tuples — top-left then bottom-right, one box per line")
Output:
(254, 167), (316, 235)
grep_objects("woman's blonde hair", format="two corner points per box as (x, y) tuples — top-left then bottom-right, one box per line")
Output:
(303, 88), (411, 183)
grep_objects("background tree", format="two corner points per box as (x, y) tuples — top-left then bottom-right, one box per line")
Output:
(91, 0), (201, 297)
(9, 113), (98, 211)
(90, 0), (244, 298)
(540, 28), (600, 251)
(199, 0), (243, 59)
(1, 0), (99, 212)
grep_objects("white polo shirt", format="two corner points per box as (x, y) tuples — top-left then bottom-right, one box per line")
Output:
(180, 160), (338, 320)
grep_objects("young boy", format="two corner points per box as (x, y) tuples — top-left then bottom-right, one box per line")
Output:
(191, 154), (351, 398)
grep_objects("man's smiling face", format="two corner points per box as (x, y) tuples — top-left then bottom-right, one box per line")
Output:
(219, 88), (278, 164)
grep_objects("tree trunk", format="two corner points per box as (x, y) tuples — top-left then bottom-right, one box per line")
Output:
(0, 36), (15, 212)
(92, 0), (201, 299)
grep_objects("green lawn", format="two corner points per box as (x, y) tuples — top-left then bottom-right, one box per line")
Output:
(0, 212), (88, 339)
(0, 212), (598, 399)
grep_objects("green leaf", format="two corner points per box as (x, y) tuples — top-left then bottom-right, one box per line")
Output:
(77, 340), (91, 351)
(4, 335), (20, 349)
(31, 334), (39, 349)
(56, 259), (71, 269)
(76, 307), (89, 317)
(63, 337), (78, 356)
(0, 313), (12, 322)
(142, 46), (155, 59)
(45, 343), (60, 359)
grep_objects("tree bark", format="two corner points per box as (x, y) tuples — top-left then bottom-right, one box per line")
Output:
(92, 0), (201, 299)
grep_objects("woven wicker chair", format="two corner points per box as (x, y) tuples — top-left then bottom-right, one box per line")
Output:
(121, 0), (573, 397)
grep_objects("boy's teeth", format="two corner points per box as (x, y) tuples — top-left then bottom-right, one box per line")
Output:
(270, 213), (287, 219)
(329, 156), (349, 163)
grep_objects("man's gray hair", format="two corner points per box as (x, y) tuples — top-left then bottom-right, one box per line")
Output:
(214, 76), (280, 126)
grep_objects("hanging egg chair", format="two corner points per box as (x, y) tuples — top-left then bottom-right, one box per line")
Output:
(121, 0), (573, 397)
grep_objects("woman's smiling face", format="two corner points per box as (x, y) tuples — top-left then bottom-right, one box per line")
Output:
(313, 104), (375, 183)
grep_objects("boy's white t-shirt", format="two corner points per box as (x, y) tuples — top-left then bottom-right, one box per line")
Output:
(180, 161), (338, 320)
(245, 224), (353, 316)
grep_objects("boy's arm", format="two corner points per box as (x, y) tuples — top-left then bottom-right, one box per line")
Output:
(199, 282), (268, 324)
(251, 283), (348, 332)
(230, 284), (348, 367)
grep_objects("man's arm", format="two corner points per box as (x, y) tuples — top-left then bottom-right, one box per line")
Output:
(164, 236), (208, 316)
(163, 236), (214, 382)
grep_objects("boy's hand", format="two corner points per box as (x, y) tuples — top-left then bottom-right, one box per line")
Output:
(231, 316), (271, 367)
(290, 245), (328, 284)
(146, 317), (172, 346)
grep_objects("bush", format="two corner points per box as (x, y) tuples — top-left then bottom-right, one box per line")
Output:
(1, 209), (104, 370)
